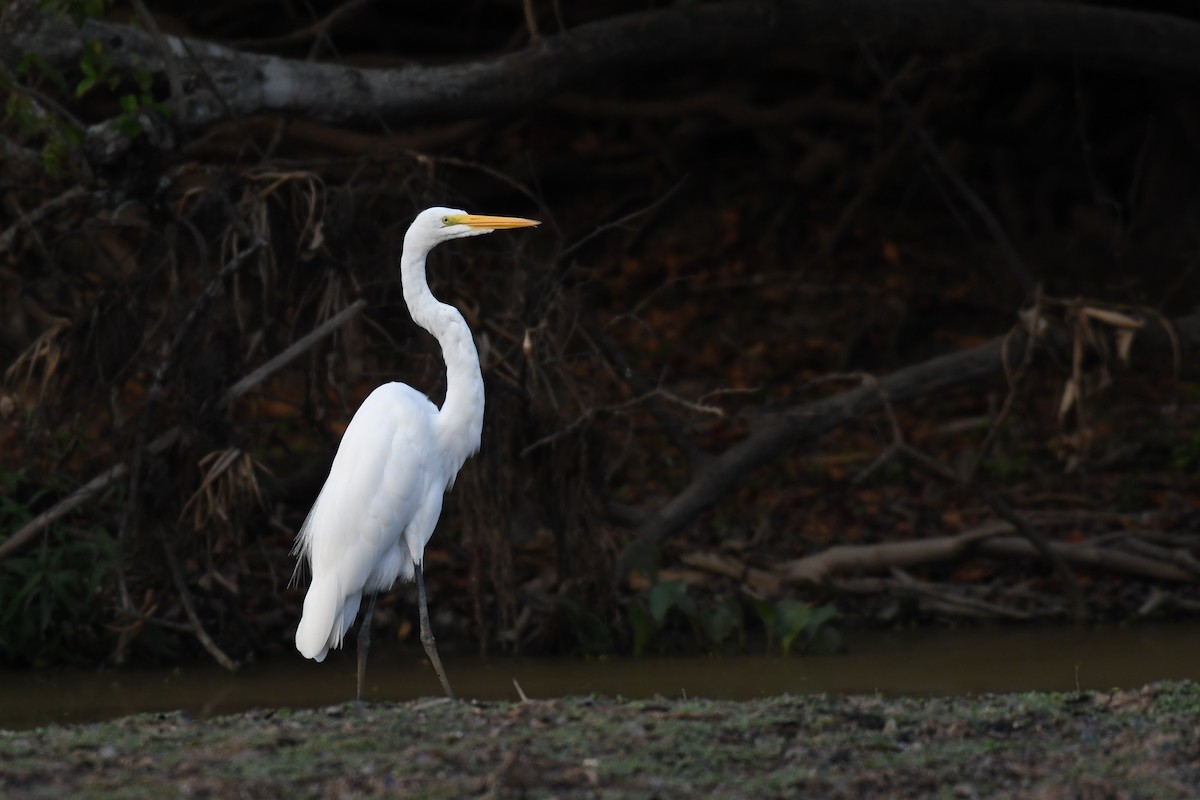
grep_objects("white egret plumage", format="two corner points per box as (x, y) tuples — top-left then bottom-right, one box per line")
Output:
(292, 206), (539, 700)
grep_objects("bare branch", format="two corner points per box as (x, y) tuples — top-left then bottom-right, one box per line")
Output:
(160, 530), (240, 671)
(893, 442), (1087, 621)
(560, 179), (686, 261)
(0, 299), (368, 564)
(965, 287), (1043, 481)
(850, 26), (1035, 298)
(221, 299), (367, 408)
(7, 1), (1200, 130)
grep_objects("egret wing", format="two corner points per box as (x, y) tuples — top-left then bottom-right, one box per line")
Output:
(294, 382), (439, 660)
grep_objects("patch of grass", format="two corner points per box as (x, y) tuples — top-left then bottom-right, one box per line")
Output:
(4, 685), (1200, 798)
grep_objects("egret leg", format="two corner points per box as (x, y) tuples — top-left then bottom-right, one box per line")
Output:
(415, 561), (455, 699)
(356, 593), (377, 703)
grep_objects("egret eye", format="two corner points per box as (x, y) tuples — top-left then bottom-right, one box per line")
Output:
(441, 216), (451, 226)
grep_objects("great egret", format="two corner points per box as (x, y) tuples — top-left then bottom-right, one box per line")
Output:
(293, 206), (539, 700)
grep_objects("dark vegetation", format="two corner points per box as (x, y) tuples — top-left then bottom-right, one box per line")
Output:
(0, 0), (1198, 670)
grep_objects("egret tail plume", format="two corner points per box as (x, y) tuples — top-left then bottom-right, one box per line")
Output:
(296, 578), (360, 662)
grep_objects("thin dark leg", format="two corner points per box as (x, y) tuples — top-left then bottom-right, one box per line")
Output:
(356, 593), (377, 703)
(415, 561), (455, 699)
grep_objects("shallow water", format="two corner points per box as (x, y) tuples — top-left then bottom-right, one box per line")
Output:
(3, 622), (1200, 729)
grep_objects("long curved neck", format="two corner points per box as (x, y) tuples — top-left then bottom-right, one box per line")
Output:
(400, 246), (484, 471)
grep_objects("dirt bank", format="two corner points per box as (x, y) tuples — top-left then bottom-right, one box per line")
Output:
(2, 681), (1198, 798)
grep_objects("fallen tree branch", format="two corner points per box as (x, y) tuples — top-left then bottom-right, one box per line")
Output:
(777, 523), (1011, 584)
(975, 536), (1194, 583)
(890, 442), (1086, 620)
(5, 0), (1200, 130)
(622, 309), (1200, 570)
(773, 524), (1196, 586)
(1137, 588), (1200, 616)
(832, 572), (1042, 620)
(811, 369), (1081, 615)
(678, 550), (783, 595)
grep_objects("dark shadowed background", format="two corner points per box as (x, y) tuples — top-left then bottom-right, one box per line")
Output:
(1, 0), (1198, 672)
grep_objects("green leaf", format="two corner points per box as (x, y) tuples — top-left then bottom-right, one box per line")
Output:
(116, 116), (143, 137)
(119, 93), (138, 113)
(805, 604), (837, 640)
(702, 597), (741, 648)
(75, 74), (96, 98)
(648, 580), (687, 625)
(776, 598), (812, 657)
(146, 99), (172, 118)
(674, 591), (699, 620)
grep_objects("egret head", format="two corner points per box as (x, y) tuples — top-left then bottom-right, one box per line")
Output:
(407, 206), (540, 251)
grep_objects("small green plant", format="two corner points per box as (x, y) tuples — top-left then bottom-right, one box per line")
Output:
(628, 581), (836, 656)
(748, 595), (838, 655)
(3, 0), (168, 175)
(628, 580), (689, 656)
(1, 68), (83, 175)
(628, 580), (745, 655)
(0, 470), (116, 665)
(700, 595), (742, 650)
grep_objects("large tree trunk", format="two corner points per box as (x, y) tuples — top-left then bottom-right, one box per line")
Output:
(4, 0), (1200, 131)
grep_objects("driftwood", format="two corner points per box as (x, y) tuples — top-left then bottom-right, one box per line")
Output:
(776, 523), (1011, 584)
(831, 573), (1044, 620)
(674, 523), (1196, 620)
(776, 525), (1196, 585)
(4, 1), (1200, 132)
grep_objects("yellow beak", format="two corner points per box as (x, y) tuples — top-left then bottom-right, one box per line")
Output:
(455, 214), (540, 230)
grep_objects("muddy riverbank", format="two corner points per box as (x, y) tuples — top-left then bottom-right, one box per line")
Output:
(2, 681), (1198, 798)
